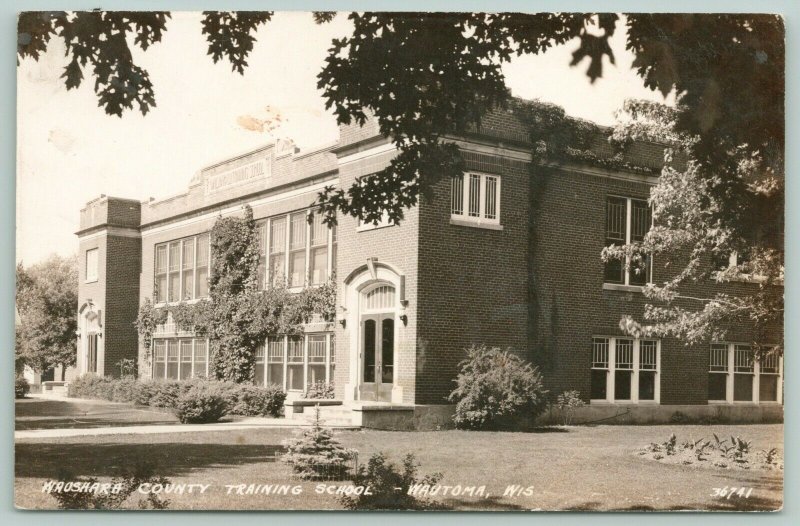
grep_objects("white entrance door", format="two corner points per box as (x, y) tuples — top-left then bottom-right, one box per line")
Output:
(359, 313), (395, 402)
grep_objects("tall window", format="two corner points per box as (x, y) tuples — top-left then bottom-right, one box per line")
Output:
(168, 242), (180, 302)
(254, 345), (266, 386)
(287, 336), (304, 390)
(269, 217), (287, 286)
(308, 334), (327, 384)
(451, 172), (501, 225)
(259, 334), (335, 391)
(256, 222), (268, 289)
(196, 234), (209, 298)
(182, 238), (194, 300)
(591, 337), (660, 403)
(289, 213), (307, 287)
(154, 233), (210, 303)
(152, 338), (209, 379)
(309, 213), (328, 285)
(267, 337), (285, 387)
(179, 340), (192, 380)
(263, 210), (335, 289)
(604, 196), (652, 286)
(153, 340), (166, 378)
(85, 248), (99, 282)
(709, 343), (782, 404)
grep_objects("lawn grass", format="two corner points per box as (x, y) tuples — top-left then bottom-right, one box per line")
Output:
(15, 423), (783, 511)
(15, 398), (181, 430)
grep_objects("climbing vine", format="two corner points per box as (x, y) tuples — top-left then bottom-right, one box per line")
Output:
(510, 98), (659, 175)
(134, 205), (337, 383)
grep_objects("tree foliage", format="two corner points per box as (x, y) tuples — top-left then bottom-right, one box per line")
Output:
(603, 100), (783, 352)
(20, 12), (784, 352)
(15, 255), (78, 377)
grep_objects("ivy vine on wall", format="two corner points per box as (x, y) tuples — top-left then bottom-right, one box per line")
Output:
(510, 98), (659, 175)
(134, 205), (337, 383)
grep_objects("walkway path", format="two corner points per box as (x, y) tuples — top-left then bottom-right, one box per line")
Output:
(15, 395), (358, 440)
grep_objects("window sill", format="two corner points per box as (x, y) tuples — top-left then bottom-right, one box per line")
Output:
(449, 217), (503, 231)
(602, 283), (645, 293)
(85, 278), (98, 284)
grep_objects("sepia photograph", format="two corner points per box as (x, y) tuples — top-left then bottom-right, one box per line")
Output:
(13, 8), (785, 512)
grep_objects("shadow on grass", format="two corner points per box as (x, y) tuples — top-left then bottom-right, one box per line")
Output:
(15, 400), (121, 418)
(15, 417), (181, 431)
(16, 441), (287, 479)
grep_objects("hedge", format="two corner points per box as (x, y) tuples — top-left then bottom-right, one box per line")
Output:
(67, 374), (287, 419)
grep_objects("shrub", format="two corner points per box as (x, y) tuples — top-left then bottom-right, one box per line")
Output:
(112, 377), (138, 403)
(15, 375), (30, 399)
(555, 390), (585, 425)
(68, 374), (115, 400)
(149, 380), (182, 408)
(283, 406), (355, 480)
(340, 453), (443, 510)
(131, 381), (159, 406)
(303, 381), (335, 400)
(231, 383), (286, 417)
(448, 345), (547, 430)
(174, 383), (229, 423)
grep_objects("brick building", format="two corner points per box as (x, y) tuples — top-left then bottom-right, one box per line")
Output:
(75, 101), (783, 427)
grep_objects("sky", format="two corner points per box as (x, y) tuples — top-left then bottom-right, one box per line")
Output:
(16, 12), (675, 265)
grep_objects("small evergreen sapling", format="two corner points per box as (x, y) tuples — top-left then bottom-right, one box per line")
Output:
(282, 405), (355, 480)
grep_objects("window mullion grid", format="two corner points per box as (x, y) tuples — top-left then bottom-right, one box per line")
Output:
(479, 174), (486, 219)
(303, 336), (309, 393)
(193, 236), (198, 299)
(495, 177), (502, 223)
(726, 344), (735, 404)
(282, 335), (289, 391)
(179, 240), (184, 302)
(305, 211), (312, 287)
(632, 339), (640, 403)
(325, 333), (331, 384)
(284, 214), (290, 286)
(624, 198), (632, 286)
(655, 341), (661, 404)
(326, 221), (333, 281)
(607, 338), (616, 403)
(265, 218), (272, 289)
(165, 244), (171, 303)
(463, 174), (470, 219)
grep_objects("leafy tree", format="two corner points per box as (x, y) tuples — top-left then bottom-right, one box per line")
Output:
(15, 255), (78, 380)
(604, 99), (783, 352)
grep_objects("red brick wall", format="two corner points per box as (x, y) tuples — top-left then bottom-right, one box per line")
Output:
(333, 147), (420, 404)
(416, 150), (532, 404)
(102, 235), (141, 377)
(527, 164), (780, 405)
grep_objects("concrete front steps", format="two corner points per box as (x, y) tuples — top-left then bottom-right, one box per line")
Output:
(299, 404), (362, 427)
(284, 400), (457, 430)
(41, 381), (68, 396)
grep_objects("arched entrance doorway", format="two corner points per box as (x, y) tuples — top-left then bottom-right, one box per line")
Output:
(342, 258), (406, 403)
